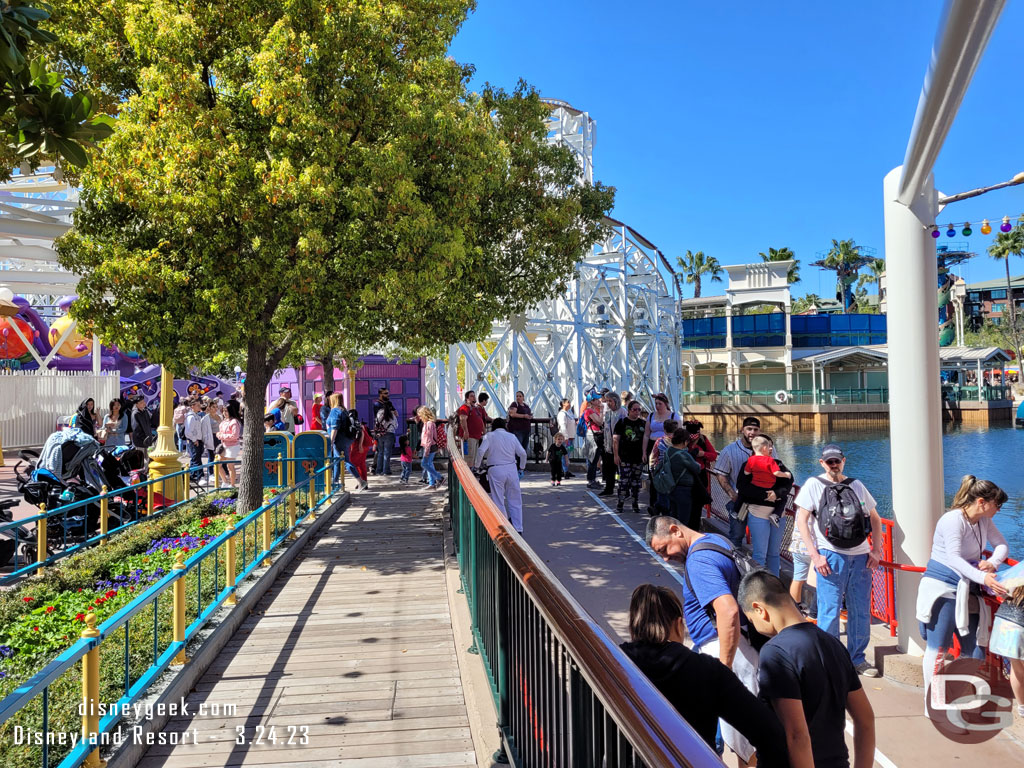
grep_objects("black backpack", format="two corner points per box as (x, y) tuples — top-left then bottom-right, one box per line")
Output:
(332, 410), (358, 449)
(816, 478), (869, 548)
(682, 538), (768, 650)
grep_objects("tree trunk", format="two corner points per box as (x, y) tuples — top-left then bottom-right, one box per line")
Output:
(238, 338), (271, 514)
(694, 275), (701, 299)
(319, 353), (336, 394)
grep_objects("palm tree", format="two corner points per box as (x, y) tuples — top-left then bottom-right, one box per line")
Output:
(823, 238), (867, 311)
(857, 258), (886, 294)
(758, 246), (800, 284)
(988, 223), (1024, 368)
(677, 250), (723, 298)
(793, 293), (823, 313)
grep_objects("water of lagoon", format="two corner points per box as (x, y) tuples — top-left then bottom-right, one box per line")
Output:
(705, 424), (1024, 559)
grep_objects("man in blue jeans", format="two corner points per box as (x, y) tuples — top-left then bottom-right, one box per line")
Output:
(794, 443), (884, 678)
(711, 417), (777, 548)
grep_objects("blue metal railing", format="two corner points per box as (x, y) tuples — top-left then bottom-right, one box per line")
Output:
(1, 460), (242, 584)
(0, 462), (336, 768)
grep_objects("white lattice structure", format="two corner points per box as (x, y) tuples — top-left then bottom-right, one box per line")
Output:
(0, 169), (77, 300)
(426, 102), (683, 419)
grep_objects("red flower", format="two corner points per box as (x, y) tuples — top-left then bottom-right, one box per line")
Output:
(22, 596), (33, 603)
(105, 590), (117, 599)
(46, 606), (55, 613)
(87, 605), (94, 610)
(182, 547), (189, 553)
(77, 588), (83, 593)
(181, 531), (189, 537)
(75, 613), (86, 621)
(162, 548), (170, 553)
(95, 597), (106, 604)
(33, 626), (39, 631)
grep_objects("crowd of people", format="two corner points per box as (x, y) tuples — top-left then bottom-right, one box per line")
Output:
(441, 388), (1024, 766)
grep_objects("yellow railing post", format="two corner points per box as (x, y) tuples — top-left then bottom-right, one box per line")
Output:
(184, 468), (190, 501)
(172, 551), (187, 664)
(225, 518), (237, 605)
(287, 492), (297, 540)
(262, 504), (272, 556)
(80, 613), (104, 768)
(146, 481), (154, 516)
(276, 452), (283, 488)
(325, 464), (332, 497)
(308, 483), (316, 520)
(99, 487), (108, 544)
(36, 504), (46, 566)
(212, 459), (219, 489)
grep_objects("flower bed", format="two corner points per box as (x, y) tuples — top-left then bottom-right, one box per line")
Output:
(0, 483), (318, 768)
(0, 491), (248, 768)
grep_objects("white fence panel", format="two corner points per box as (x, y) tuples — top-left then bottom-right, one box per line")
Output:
(0, 371), (121, 450)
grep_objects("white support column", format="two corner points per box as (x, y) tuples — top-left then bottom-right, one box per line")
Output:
(884, 165), (943, 656)
(977, 360), (983, 402)
(91, 334), (101, 375)
(811, 361), (818, 405)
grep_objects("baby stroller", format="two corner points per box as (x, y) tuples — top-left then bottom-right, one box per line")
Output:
(14, 430), (127, 546)
(0, 499), (52, 567)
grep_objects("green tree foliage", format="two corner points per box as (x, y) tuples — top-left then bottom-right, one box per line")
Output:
(55, 0), (614, 511)
(987, 221), (1024, 369)
(758, 246), (799, 284)
(0, 1), (114, 176)
(792, 293), (823, 313)
(857, 258), (885, 292)
(677, 249), (723, 298)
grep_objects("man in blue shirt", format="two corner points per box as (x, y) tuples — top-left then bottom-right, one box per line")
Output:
(647, 515), (762, 766)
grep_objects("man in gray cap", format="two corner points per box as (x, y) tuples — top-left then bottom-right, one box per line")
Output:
(794, 444), (883, 678)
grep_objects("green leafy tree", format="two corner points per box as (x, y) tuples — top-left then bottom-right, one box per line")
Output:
(987, 222), (1024, 369)
(857, 258), (886, 293)
(55, 0), (613, 512)
(758, 246), (799, 284)
(0, 1), (114, 175)
(823, 238), (867, 311)
(677, 250), (723, 298)
(793, 293), (823, 313)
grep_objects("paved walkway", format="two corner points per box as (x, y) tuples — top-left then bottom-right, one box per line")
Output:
(515, 471), (1024, 766)
(136, 476), (475, 768)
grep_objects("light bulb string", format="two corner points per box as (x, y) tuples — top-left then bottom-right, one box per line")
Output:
(928, 212), (1024, 231)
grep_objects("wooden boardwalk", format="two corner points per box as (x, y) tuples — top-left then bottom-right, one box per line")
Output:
(136, 477), (475, 768)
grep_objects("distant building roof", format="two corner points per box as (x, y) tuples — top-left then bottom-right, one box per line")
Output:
(965, 274), (1024, 292)
(937, 346), (1013, 365)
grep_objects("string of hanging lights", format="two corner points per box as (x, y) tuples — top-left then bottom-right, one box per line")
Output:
(928, 215), (1023, 238)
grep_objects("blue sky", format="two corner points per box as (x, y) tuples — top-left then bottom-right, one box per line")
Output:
(450, 1), (1024, 300)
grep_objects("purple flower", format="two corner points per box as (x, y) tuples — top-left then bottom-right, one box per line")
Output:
(0, 645), (13, 659)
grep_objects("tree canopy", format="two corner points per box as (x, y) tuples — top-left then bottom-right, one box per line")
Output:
(758, 246), (799, 284)
(54, 0), (614, 510)
(677, 249), (722, 298)
(0, 1), (114, 175)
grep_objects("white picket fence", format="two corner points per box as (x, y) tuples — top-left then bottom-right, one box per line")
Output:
(0, 370), (121, 450)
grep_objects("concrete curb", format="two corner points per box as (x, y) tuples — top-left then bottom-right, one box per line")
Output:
(102, 490), (351, 768)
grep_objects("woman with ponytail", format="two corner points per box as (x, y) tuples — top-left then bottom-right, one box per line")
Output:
(916, 475), (1010, 697)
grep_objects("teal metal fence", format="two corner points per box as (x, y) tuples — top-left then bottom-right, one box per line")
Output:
(0, 462), (336, 768)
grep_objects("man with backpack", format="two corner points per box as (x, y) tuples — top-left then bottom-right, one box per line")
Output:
(646, 515), (764, 766)
(794, 444), (883, 678)
(651, 428), (702, 526)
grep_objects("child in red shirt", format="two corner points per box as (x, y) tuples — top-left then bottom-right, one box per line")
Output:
(739, 435), (793, 522)
(745, 436), (789, 488)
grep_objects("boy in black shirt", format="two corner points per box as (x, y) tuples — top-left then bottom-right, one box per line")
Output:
(546, 433), (569, 486)
(738, 571), (876, 768)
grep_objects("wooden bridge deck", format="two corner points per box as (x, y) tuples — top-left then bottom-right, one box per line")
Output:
(136, 476), (474, 768)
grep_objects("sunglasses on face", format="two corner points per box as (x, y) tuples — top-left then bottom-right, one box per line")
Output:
(824, 459), (842, 467)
